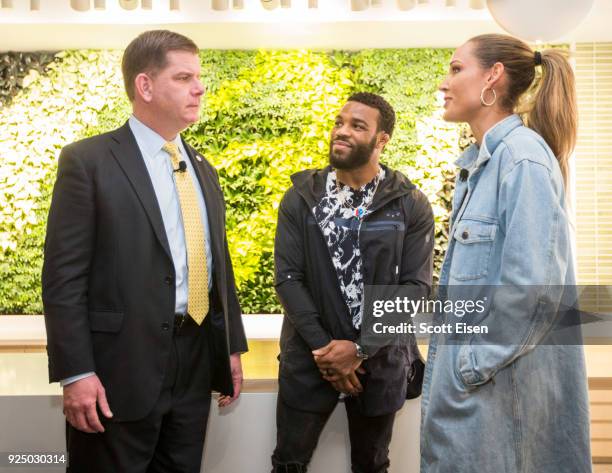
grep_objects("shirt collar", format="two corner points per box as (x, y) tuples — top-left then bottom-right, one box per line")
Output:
(128, 114), (185, 158)
(454, 114), (523, 170)
(331, 167), (385, 193)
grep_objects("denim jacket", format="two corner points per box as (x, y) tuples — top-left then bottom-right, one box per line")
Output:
(420, 115), (591, 473)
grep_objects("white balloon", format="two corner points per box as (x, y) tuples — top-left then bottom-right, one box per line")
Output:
(487, 0), (595, 42)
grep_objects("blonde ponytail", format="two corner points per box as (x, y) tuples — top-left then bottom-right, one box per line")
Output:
(526, 49), (577, 186)
(469, 34), (577, 186)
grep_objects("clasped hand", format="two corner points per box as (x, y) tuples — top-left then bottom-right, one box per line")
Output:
(312, 340), (365, 396)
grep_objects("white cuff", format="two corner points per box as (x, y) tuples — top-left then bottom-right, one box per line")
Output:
(60, 372), (96, 387)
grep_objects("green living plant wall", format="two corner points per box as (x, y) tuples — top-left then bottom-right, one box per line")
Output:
(0, 52), (56, 107)
(0, 48), (459, 315)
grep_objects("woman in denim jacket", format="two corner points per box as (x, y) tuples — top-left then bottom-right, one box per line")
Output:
(420, 34), (591, 472)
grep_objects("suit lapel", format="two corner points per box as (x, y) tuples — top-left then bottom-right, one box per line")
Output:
(109, 122), (172, 260)
(183, 143), (233, 350)
(182, 140), (225, 278)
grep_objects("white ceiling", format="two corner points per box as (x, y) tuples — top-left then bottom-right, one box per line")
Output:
(0, 0), (610, 50)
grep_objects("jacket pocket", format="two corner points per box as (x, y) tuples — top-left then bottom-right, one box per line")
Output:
(361, 220), (405, 284)
(88, 311), (124, 333)
(450, 219), (497, 281)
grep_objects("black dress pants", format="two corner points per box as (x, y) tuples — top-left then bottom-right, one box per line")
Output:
(271, 395), (396, 473)
(66, 317), (211, 473)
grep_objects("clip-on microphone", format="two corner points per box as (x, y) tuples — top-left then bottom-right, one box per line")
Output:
(174, 161), (187, 173)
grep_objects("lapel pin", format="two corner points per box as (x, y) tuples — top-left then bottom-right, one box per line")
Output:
(196, 154), (203, 162)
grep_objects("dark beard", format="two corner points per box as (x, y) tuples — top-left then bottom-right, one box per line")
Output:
(329, 135), (377, 170)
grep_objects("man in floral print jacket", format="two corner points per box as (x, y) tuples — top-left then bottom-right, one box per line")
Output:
(271, 92), (435, 473)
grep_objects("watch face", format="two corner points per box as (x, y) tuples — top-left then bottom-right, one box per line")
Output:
(355, 344), (367, 359)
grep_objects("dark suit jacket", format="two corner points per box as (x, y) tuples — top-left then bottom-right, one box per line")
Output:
(42, 122), (248, 422)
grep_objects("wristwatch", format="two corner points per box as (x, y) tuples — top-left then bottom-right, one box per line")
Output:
(354, 342), (369, 360)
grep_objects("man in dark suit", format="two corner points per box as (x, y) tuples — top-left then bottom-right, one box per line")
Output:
(42, 30), (247, 473)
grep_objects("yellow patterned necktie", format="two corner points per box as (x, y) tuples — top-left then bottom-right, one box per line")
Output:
(162, 142), (209, 325)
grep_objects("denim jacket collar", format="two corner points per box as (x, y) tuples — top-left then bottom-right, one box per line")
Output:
(454, 114), (523, 171)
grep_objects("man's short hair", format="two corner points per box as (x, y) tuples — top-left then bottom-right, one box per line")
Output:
(121, 29), (199, 101)
(347, 92), (396, 137)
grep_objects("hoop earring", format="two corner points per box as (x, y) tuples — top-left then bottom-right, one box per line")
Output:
(480, 87), (496, 107)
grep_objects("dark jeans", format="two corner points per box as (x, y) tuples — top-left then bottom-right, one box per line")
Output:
(66, 317), (211, 473)
(271, 395), (396, 473)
